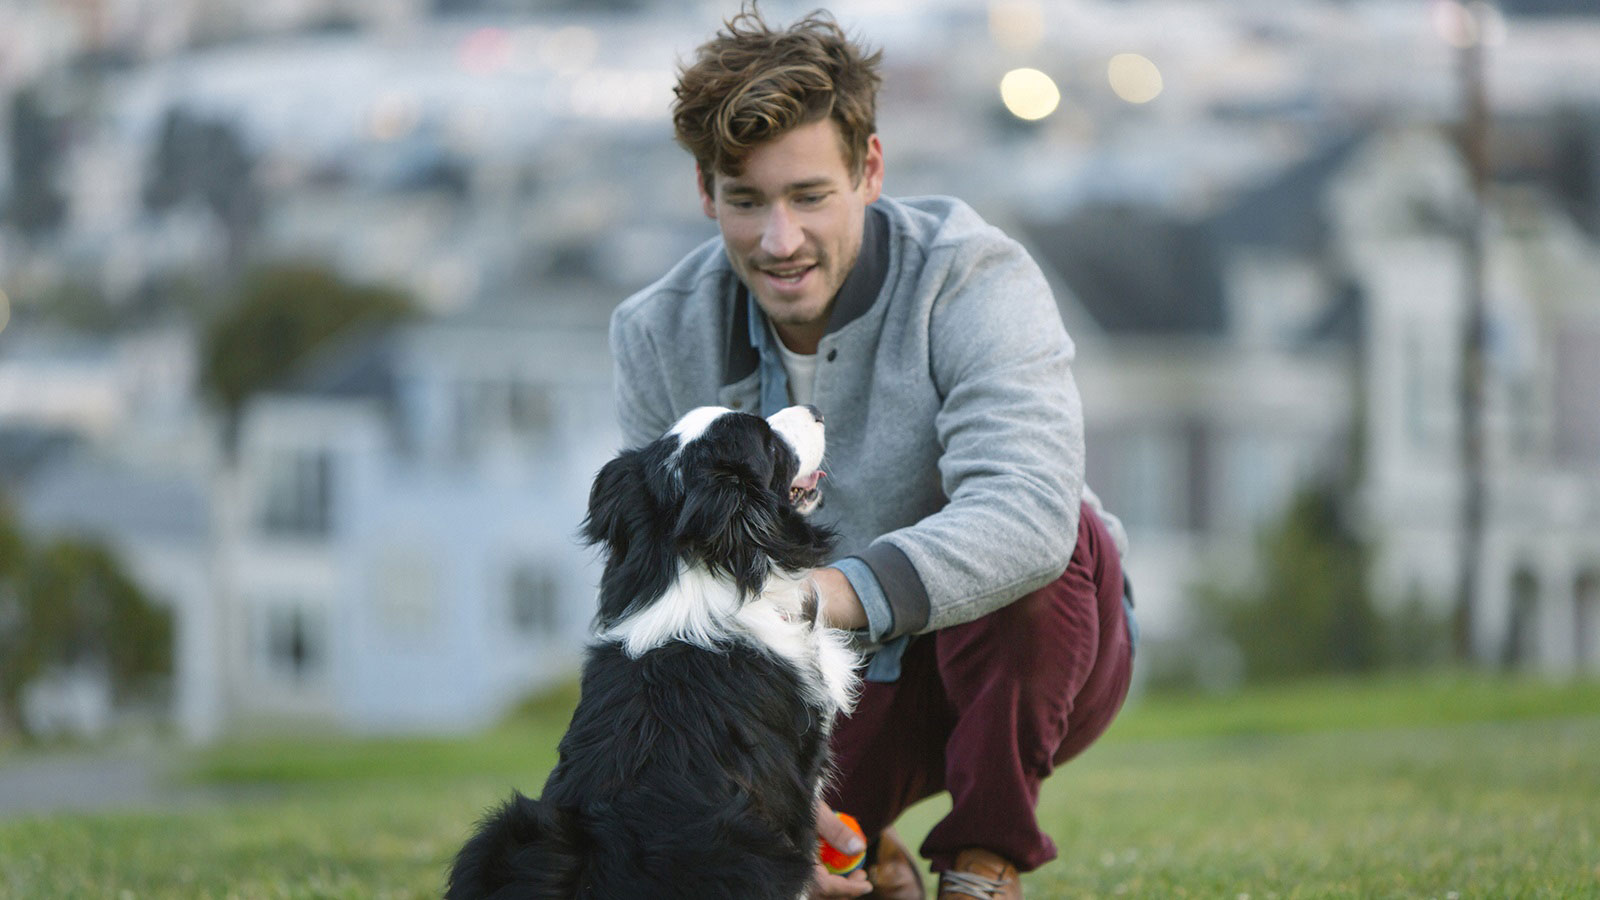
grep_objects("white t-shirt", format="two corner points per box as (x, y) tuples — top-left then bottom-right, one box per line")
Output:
(770, 320), (819, 407)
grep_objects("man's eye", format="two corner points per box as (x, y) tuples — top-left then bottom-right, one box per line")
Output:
(795, 193), (827, 206)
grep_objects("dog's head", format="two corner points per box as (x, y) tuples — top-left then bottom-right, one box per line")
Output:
(583, 405), (834, 628)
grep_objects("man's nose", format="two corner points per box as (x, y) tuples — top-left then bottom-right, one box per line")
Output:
(760, 204), (804, 259)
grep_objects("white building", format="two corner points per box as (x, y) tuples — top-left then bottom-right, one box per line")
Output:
(1017, 137), (1365, 681)
(214, 291), (618, 733)
(5, 288), (625, 739)
(1028, 124), (1600, 679)
(1332, 127), (1600, 674)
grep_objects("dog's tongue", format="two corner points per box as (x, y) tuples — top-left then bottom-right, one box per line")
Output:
(795, 470), (825, 492)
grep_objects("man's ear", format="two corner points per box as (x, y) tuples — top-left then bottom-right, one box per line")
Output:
(696, 165), (717, 220)
(860, 133), (885, 205)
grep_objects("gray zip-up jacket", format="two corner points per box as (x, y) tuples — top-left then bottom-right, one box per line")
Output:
(610, 194), (1122, 643)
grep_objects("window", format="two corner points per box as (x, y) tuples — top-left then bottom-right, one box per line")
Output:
(508, 565), (559, 637)
(1502, 566), (1540, 669)
(1086, 425), (1184, 533)
(509, 381), (553, 434)
(1553, 330), (1600, 462)
(377, 549), (437, 637)
(262, 604), (324, 683)
(452, 378), (554, 457)
(1507, 375), (1540, 457)
(1404, 328), (1426, 448)
(1576, 569), (1599, 671)
(260, 449), (333, 537)
(1182, 418), (1213, 533)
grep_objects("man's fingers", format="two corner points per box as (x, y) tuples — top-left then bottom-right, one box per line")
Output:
(811, 865), (872, 898)
(815, 807), (866, 855)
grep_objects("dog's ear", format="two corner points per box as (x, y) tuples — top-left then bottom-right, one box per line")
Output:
(584, 447), (679, 624)
(672, 462), (756, 543)
(581, 449), (646, 556)
(674, 461), (780, 597)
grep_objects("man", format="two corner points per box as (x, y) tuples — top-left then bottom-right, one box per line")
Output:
(610, 8), (1135, 899)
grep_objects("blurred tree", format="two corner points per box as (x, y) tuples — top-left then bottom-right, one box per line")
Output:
(0, 497), (172, 736)
(25, 541), (173, 701)
(27, 280), (117, 333)
(1382, 590), (1452, 672)
(5, 86), (68, 236)
(0, 498), (28, 734)
(1198, 484), (1383, 682)
(200, 263), (417, 422)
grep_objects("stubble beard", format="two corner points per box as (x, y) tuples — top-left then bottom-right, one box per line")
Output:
(748, 239), (861, 332)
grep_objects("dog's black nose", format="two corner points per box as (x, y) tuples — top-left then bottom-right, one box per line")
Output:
(803, 405), (824, 423)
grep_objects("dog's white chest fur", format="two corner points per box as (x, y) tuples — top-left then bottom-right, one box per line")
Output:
(601, 566), (858, 715)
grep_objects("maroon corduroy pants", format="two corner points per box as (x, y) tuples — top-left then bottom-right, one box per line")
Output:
(824, 502), (1132, 873)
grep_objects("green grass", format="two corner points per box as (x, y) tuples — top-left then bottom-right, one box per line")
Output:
(3, 674), (1599, 898)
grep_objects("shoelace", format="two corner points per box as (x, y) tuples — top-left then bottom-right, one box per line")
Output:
(939, 869), (1013, 899)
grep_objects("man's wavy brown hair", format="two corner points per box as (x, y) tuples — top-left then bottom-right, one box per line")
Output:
(674, 6), (883, 197)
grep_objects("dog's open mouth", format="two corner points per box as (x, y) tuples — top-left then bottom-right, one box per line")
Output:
(790, 470), (825, 514)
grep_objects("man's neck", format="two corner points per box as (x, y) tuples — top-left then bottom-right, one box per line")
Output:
(773, 321), (825, 355)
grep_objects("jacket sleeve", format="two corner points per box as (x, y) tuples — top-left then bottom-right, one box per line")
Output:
(610, 302), (676, 449)
(872, 232), (1085, 634)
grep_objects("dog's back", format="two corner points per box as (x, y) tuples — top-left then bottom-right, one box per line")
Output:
(448, 642), (829, 899)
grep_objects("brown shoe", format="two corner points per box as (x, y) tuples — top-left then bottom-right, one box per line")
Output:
(865, 827), (926, 899)
(936, 848), (1021, 900)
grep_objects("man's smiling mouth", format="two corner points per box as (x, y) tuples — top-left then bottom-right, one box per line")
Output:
(762, 264), (815, 286)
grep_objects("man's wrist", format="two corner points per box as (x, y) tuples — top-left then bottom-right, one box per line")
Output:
(811, 566), (868, 631)
(827, 557), (895, 641)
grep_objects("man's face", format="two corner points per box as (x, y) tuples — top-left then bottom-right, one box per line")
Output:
(699, 118), (884, 355)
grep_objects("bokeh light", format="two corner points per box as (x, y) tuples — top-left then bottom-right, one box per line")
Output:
(369, 92), (421, 141)
(1432, 0), (1507, 49)
(988, 0), (1045, 54)
(458, 26), (512, 75)
(1107, 52), (1163, 104)
(542, 25), (598, 74)
(568, 69), (675, 121)
(1000, 67), (1061, 121)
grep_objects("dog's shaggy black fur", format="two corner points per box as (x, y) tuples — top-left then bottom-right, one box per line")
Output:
(446, 407), (852, 900)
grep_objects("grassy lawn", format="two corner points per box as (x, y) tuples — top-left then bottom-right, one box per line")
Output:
(3, 673), (1598, 898)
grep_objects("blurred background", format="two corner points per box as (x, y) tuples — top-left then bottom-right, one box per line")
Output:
(0, 0), (1597, 752)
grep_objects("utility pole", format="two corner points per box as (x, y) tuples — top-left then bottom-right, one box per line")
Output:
(1452, 2), (1491, 663)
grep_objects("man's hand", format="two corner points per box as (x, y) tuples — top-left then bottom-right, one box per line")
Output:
(812, 864), (872, 898)
(812, 799), (872, 898)
(811, 567), (868, 631)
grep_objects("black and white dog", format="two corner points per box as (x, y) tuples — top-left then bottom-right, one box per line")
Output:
(446, 405), (858, 900)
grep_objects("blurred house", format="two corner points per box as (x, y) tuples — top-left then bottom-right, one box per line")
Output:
(215, 287), (617, 733)
(2, 288), (621, 739)
(1021, 138), (1362, 683)
(17, 452), (216, 739)
(1025, 122), (1600, 679)
(1331, 127), (1600, 675)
